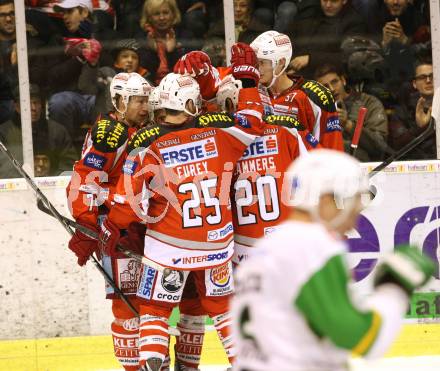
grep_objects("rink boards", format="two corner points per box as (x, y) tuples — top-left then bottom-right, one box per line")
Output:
(2, 160), (440, 369)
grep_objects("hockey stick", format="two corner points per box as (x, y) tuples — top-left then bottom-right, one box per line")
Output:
(36, 198), (166, 272)
(369, 116), (435, 178)
(0, 140), (140, 316)
(350, 107), (368, 157)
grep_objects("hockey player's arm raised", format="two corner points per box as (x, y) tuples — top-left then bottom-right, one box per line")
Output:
(295, 246), (434, 357)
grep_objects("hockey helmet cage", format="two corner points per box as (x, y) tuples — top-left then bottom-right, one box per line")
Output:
(158, 73), (202, 117)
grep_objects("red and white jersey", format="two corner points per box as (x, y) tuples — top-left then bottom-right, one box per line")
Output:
(66, 113), (137, 226)
(194, 66), (343, 151)
(232, 124), (307, 264)
(258, 76), (343, 151)
(108, 88), (265, 270)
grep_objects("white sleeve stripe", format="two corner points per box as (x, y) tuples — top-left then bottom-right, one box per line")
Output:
(237, 108), (262, 121)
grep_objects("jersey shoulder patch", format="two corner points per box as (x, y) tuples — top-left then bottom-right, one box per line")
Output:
(127, 125), (162, 153)
(264, 114), (305, 131)
(301, 79), (336, 113)
(91, 118), (129, 153)
(196, 112), (235, 128)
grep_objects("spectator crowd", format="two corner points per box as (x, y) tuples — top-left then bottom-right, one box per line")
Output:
(0, 0), (436, 178)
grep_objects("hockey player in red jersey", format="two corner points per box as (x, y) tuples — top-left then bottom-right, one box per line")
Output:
(66, 72), (152, 371)
(174, 31), (343, 151)
(98, 45), (265, 371)
(215, 76), (310, 265)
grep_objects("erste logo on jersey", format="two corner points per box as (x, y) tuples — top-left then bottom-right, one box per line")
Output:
(160, 138), (218, 167)
(241, 135), (278, 160)
(210, 264), (231, 288)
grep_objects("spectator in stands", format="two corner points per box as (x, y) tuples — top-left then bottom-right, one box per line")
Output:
(91, 39), (151, 117)
(207, 0), (269, 44)
(388, 58), (435, 159)
(136, 0), (195, 84)
(0, 84), (77, 178)
(41, 0), (102, 142)
(315, 63), (389, 161)
(178, 0), (208, 37)
(287, 0), (367, 79)
(0, 0), (16, 123)
(26, 0), (116, 42)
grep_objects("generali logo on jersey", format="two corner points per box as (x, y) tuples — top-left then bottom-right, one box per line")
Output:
(159, 138), (218, 167)
(241, 135), (278, 160)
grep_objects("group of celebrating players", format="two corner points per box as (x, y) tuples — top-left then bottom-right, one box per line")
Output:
(64, 29), (434, 371)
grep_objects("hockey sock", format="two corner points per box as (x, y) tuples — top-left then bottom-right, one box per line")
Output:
(111, 317), (140, 371)
(212, 312), (235, 364)
(175, 314), (206, 370)
(138, 313), (170, 370)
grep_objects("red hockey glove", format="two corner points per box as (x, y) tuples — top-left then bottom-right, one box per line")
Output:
(64, 37), (85, 57)
(99, 218), (120, 258)
(119, 222), (147, 256)
(81, 39), (102, 66)
(174, 51), (211, 76)
(64, 38), (102, 66)
(68, 222), (100, 266)
(230, 42), (259, 87)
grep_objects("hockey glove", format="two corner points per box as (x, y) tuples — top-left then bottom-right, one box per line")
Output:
(68, 222), (100, 266)
(374, 244), (435, 295)
(119, 222), (146, 256)
(173, 51), (212, 76)
(230, 42), (259, 88)
(99, 218), (120, 258)
(81, 39), (102, 66)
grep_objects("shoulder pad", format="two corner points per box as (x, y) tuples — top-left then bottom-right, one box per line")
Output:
(91, 118), (129, 153)
(196, 112), (235, 128)
(264, 114), (305, 131)
(127, 125), (162, 153)
(301, 79), (336, 113)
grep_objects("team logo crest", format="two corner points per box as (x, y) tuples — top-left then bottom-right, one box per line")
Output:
(210, 264), (230, 288)
(161, 270), (184, 293)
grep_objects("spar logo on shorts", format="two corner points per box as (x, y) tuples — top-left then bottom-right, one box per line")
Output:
(161, 270), (184, 293)
(159, 138), (218, 167)
(241, 135), (278, 160)
(138, 266), (156, 299)
(210, 264), (231, 288)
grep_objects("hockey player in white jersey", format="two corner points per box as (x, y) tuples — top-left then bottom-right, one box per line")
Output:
(232, 149), (435, 371)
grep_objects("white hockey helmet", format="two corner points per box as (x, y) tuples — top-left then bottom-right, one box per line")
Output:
(286, 149), (369, 228)
(110, 72), (152, 114)
(250, 31), (292, 86)
(251, 30), (293, 72)
(158, 73), (202, 117)
(148, 86), (162, 118)
(216, 75), (242, 112)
